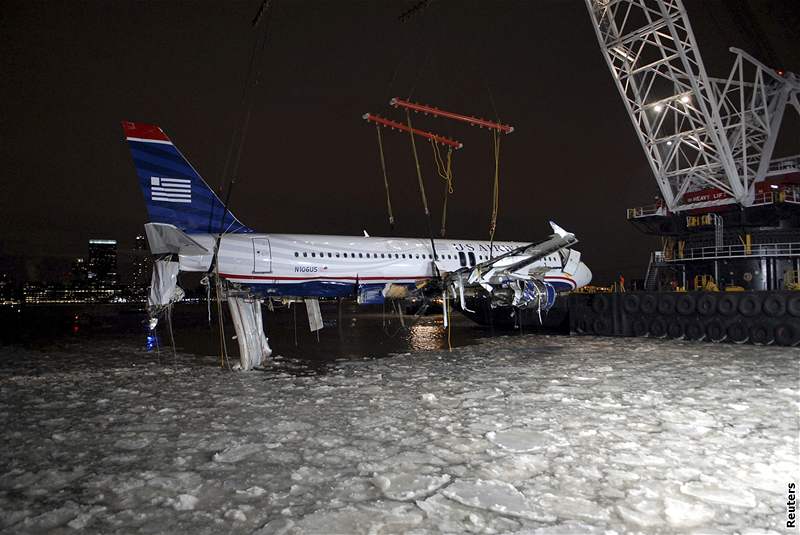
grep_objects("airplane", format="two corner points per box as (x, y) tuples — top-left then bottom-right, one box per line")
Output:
(122, 121), (592, 364)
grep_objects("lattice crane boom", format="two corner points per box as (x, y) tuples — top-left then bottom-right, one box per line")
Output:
(585, 0), (800, 212)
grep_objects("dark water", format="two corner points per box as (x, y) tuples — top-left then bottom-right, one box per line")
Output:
(0, 302), (512, 363)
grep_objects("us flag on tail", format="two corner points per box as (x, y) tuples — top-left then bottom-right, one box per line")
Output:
(150, 176), (191, 203)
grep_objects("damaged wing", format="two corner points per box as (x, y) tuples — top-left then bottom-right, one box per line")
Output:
(454, 221), (578, 279)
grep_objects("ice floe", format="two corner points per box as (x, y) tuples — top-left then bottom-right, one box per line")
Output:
(0, 335), (797, 533)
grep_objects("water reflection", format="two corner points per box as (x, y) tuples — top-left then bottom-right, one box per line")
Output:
(2, 303), (495, 363)
(145, 331), (159, 352)
(408, 321), (447, 352)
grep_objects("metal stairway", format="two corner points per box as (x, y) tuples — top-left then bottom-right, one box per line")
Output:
(643, 252), (660, 291)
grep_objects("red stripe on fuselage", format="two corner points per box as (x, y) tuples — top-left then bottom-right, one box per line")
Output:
(544, 276), (576, 287)
(220, 273), (576, 288)
(218, 273), (427, 281)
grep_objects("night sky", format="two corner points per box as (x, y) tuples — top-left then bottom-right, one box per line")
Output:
(1, 0), (798, 284)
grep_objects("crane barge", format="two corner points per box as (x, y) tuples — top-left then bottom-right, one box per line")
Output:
(570, 0), (800, 346)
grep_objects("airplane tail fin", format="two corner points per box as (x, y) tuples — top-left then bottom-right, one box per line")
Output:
(122, 122), (251, 234)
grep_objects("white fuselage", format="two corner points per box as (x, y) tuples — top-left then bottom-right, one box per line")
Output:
(177, 233), (592, 299)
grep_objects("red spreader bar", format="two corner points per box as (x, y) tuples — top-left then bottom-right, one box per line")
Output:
(390, 97), (514, 134)
(363, 113), (463, 149)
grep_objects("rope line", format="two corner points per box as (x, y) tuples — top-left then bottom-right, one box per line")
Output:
(406, 110), (430, 217)
(375, 126), (396, 229)
(429, 138), (454, 191)
(446, 292), (452, 351)
(405, 110), (440, 272)
(440, 179), (449, 238)
(430, 139), (454, 237)
(488, 129), (501, 250)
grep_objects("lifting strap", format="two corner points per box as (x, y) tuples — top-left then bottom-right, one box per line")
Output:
(430, 139), (453, 237)
(406, 110), (430, 217)
(489, 129), (501, 250)
(405, 110), (440, 266)
(375, 126), (396, 230)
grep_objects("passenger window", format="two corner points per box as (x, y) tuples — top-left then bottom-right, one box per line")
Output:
(311, 252), (316, 258)
(458, 252), (466, 267)
(395, 253), (399, 258)
(343, 253), (348, 258)
(381, 253), (385, 258)
(402, 254), (406, 259)
(336, 252), (340, 258)
(303, 252), (308, 257)
(294, 252), (298, 257)
(359, 253), (363, 258)
(468, 252), (476, 266)
(328, 252), (332, 258)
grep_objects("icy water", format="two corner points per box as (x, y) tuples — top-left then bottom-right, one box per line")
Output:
(0, 303), (504, 363)
(1, 332), (798, 534)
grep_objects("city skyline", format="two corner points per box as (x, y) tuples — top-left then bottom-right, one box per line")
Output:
(1, 235), (148, 286)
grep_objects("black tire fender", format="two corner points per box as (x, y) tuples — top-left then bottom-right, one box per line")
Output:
(592, 317), (611, 335)
(575, 318), (588, 334)
(676, 294), (696, 315)
(706, 320), (726, 343)
(763, 294), (786, 317)
(685, 322), (705, 341)
(641, 294), (657, 315)
(657, 295), (676, 315)
(697, 294), (716, 315)
(750, 323), (774, 345)
(650, 318), (667, 338)
(774, 323), (799, 347)
(666, 320), (684, 339)
(591, 295), (610, 314)
(788, 295), (800, 318)
(726, 322), (749, 344)
(717, 294), (737, 316)
(737, 294), (761, 317)
(623, 294), (640, 314)
(632, 318), (649, 337)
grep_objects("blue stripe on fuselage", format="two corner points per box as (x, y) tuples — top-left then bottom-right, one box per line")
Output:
(546, 281), (574, 292)
(241, 280), (420, 302)
(246, 281), (355, 298)
(240, 279), (573, 302)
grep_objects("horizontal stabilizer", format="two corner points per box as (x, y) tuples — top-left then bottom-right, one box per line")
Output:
(549, 221), (572, 239)
(144, 223), (210, 255)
